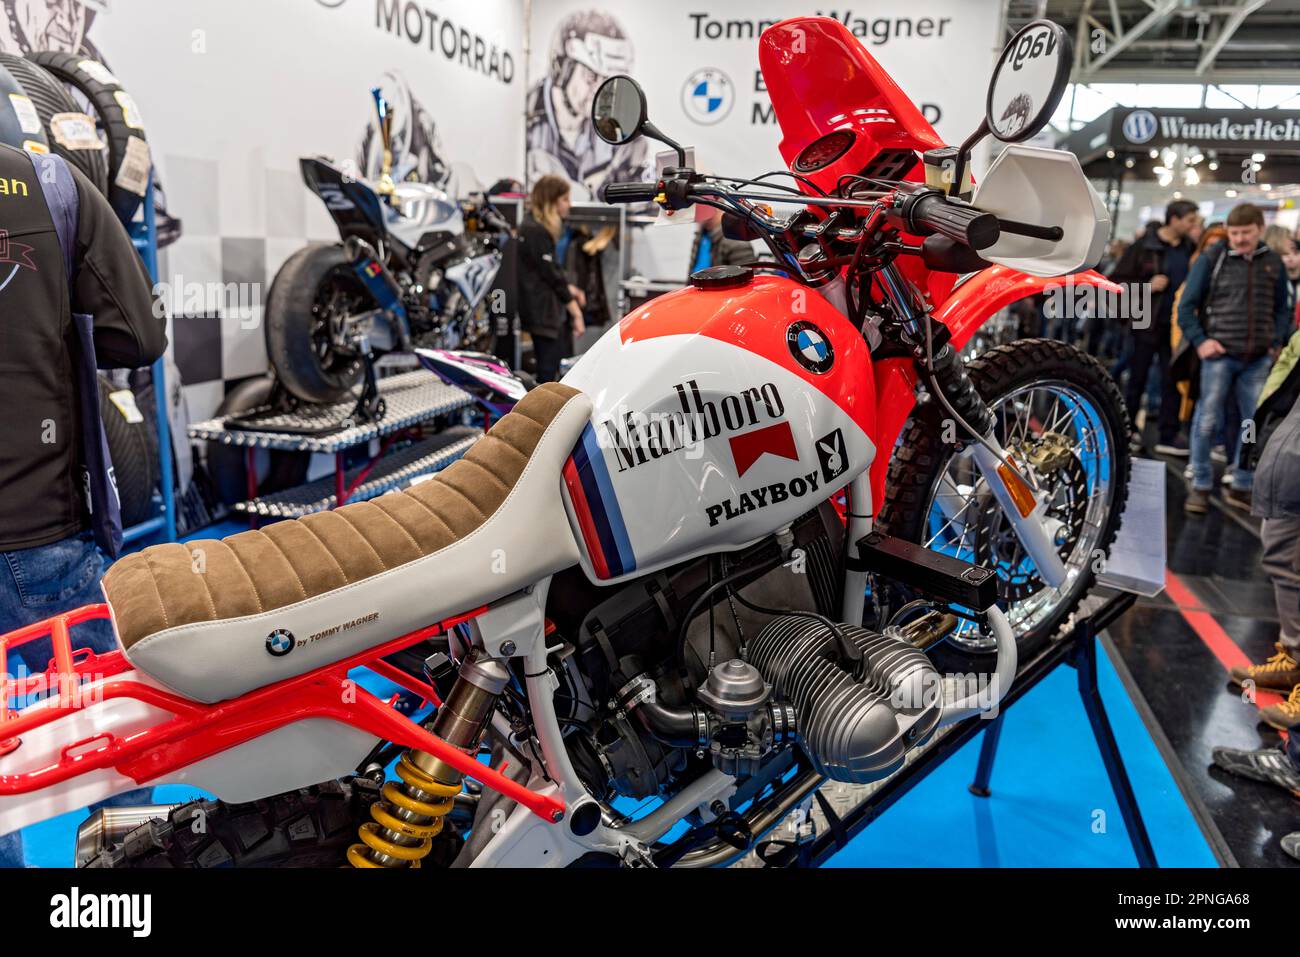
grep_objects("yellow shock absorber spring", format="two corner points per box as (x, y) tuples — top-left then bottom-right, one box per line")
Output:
(351, 650), (512, 868)
(347, 752), (461, 868)
(348, 650), (511, 868)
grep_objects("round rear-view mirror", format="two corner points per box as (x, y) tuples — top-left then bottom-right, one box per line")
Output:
(591, 75), (648, 146)
(986, 20), (1072, 143)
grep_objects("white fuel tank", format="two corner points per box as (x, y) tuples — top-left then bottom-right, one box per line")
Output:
(560, 273), (877, 584)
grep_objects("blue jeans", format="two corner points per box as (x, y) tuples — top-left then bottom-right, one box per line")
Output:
(1, 534), (115, 673)
(1189, 355), (1272, 491)
(2, 533), (118, 867)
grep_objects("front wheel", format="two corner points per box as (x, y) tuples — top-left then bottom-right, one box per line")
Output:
(878, 339), (1132, 660)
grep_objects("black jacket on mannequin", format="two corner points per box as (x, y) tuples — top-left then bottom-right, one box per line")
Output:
(0, 144), (164, 551)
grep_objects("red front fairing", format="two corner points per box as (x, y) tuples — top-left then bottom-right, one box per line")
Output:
(759, 17), (944, 192)
(760, 17), (1121, 512)
(759, 16), (957, 305)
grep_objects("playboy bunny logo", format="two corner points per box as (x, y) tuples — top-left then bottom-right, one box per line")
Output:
(816, 429), (847, 484)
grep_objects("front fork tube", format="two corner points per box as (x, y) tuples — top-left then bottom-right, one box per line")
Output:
(842, 472), (873, 626)
(967, 440), (1069, 589)
(877, 263), (1068, 590)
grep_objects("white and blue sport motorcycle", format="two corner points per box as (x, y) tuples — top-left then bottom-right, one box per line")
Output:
(264, 90), (510, 406)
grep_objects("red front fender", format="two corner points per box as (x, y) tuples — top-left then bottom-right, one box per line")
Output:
(932, 265), (1122, 352)
(865, 266), (1121, 513)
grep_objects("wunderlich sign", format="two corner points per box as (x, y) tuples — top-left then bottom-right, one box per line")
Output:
(1126, 110), (1300, 147)
(1062, 107), (1300, 162)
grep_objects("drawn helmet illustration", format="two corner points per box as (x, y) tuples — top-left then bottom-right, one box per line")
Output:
(2, 0), (107, 54)
(550, 10), (634, 84)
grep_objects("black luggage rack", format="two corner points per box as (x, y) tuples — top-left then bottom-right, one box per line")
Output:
(187, 370), (478, 519)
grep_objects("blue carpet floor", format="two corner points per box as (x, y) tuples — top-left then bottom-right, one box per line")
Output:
(824, 644), (1216, 867)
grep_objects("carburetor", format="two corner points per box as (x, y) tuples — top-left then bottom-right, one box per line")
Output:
(617, 659), (797, 776)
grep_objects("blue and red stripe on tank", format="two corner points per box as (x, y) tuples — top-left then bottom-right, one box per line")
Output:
(562, 424), (636, 580)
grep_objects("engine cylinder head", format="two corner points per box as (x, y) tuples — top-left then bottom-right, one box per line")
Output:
(747, 616), (941, 782)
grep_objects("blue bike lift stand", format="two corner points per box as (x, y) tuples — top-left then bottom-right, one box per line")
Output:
(797, 588), (1157, 868)
(122, 176), (177, 546)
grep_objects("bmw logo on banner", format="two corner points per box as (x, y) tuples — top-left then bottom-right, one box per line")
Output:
(1122, 110), (1158, 144)
(682, 69), (735, 125)
(787, 321), (834, 375)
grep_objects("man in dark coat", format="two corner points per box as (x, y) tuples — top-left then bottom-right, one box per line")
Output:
(0, 142), (163, 867)
(1177, 203), (1292, 514)
(1109, 199), (1199, 455)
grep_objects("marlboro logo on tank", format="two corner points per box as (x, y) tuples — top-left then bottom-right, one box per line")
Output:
(601, 379), (786, 473)
(729, 421), (799, 477)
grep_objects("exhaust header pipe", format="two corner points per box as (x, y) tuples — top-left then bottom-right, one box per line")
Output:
(75, 804), (178, 867)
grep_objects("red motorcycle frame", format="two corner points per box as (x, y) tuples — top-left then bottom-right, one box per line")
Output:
(0, 604), (567, 823)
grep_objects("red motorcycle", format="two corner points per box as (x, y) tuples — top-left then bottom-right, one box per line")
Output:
(0, 17), (1128, 868)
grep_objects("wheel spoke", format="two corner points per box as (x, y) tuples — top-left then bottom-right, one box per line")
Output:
(924, 493), (980, 549)
(911, 373), (1120, 651)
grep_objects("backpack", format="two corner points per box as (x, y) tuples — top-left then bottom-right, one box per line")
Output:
(29, 151), (124, 558)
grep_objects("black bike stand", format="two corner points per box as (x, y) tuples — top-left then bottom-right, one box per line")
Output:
(965, 590), (1157, 867)
(797, 589), (1157, 868)
(225, 349), (387, 438)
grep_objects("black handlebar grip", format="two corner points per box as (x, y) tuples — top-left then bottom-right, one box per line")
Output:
(602, 181), (659, 204)
(910, 194), (1001, 251)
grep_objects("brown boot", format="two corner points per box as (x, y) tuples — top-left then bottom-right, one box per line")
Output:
(1184, 487), (1210, 515)
(1224, 486), (1253, 512)
(1260, 684), (1300, 731)
(1229, 641), (1300, 692)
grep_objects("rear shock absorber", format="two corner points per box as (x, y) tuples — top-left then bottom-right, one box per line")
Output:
(348, 650), (510, 868)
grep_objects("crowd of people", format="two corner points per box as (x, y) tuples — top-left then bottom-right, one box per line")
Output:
(1067, 200), (1300, 840)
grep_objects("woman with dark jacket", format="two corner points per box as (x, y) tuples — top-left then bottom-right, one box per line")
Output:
(517, 175), (585, 382)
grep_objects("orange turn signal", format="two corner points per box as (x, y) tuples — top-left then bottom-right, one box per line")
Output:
(997, 462), (1037, 518)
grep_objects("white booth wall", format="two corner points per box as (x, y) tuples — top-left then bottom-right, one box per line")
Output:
(80, 0), (528, 419)
(3, 0), (1001, 419)
(526, 1), (1003, 280)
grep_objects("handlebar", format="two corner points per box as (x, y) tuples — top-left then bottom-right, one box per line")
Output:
(602, 181), (660, 204)
(601, 176), (1056, 262)
(896, 189), (1001, 252)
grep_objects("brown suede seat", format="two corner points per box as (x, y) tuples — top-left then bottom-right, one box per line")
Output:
(102, 382), (592, 703)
